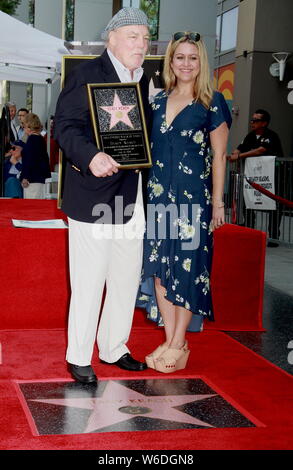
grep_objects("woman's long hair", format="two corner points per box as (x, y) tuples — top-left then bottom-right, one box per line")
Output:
(163, 36), (214, 109)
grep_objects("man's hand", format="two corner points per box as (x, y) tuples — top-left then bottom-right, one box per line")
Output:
(228, 149), (240, 161)
(89, 152), (120, 177)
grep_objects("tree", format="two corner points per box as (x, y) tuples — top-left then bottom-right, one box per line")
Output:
(28, 0), (34, 25)
(140, 0), (160, 40)
(0, 0), (21, 15)
(65, 0), (75, 41)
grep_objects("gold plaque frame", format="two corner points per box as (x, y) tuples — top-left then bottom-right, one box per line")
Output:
(87, 82), (152, 169)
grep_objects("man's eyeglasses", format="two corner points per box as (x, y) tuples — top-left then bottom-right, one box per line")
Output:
(251, 118), (264, 123)
(173, 31), (201, 42)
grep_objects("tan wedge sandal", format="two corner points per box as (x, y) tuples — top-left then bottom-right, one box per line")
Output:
(145, 343), (169, 369)
(154, 344), (190, 373)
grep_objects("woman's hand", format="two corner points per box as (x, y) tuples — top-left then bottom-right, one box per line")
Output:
(212, 206), (225, 230)
(10, 155), (18, 165)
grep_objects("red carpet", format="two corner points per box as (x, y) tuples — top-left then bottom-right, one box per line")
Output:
(0, 327), (292, 450)
(1, 200), (276, 450)
(0, 200), (266, 331)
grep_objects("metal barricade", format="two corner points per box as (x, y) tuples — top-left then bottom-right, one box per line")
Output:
(225, 158), (293, 245)
(229, 171), (244, 225)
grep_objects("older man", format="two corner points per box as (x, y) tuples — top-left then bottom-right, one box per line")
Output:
(54, 7), (151, 383)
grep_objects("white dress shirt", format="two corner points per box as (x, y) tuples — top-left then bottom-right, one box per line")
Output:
(106, 49), (144, 83)
(17, 126), (25, 140)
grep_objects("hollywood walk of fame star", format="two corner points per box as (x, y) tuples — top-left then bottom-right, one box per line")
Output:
(149, 77), (163, 99)
(100, 92), (135, 130)
(30, 380), (218, 433)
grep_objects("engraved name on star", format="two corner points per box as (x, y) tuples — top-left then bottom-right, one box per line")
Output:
(100, 92), (135, 130)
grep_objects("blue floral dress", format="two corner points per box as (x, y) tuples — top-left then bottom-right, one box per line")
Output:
(137, 90), (231, 330)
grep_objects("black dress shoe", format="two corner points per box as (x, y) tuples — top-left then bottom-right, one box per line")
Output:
(101, 353), (147, 371)
(68, 363), (97, 384)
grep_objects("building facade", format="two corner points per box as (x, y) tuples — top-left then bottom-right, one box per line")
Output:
(1, 0), (293, 155)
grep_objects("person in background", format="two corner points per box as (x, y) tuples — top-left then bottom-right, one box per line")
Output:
(20, 113), (51, 199)
(141, 31), (231, 373)
(17, 108), (29, 142)
(3, 140), (24, 198)
(229, 109), (283, 247)
(44, 115), (60, 172)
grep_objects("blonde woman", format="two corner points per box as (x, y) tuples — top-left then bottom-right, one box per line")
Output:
(142, 32), (231, 372)
(20, 113), (51, 199)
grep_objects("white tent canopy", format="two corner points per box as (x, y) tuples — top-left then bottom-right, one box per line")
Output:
(0, 10), (70, 84)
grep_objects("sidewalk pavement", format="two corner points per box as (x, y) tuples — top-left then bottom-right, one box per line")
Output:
(265, 243), (293, 297)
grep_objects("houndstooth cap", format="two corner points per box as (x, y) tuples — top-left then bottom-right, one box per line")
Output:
(101, 7), (149, 40)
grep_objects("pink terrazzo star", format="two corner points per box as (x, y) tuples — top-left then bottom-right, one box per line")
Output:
(31, 380), (217, 433)
(100, 92), (135, 130)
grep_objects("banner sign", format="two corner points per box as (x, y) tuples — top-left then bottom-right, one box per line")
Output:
(244, 156), (276, 210)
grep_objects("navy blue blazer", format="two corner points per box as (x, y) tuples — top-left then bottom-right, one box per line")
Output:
(54, 50), (152, 224)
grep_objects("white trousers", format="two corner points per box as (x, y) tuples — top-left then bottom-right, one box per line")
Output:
(23, 183), (45, 199)
(66, 175), (145, 366)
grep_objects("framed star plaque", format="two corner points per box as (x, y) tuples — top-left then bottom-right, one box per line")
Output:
(87, 82), (152, 169)
(57, 55), (164, 207)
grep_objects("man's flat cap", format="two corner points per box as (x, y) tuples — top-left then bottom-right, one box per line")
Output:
(101, 7), (149, 39)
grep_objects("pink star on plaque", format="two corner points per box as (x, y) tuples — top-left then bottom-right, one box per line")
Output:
(100, 92), (135, 130)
